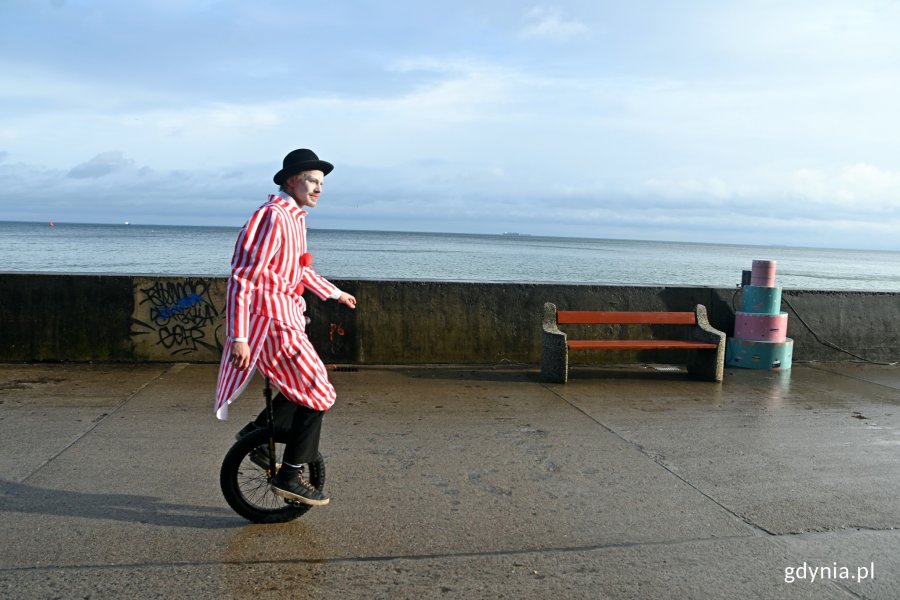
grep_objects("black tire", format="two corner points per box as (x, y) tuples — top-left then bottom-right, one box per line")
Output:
(220, 428), (326, 523)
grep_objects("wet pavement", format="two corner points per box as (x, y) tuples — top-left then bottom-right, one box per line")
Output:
(1, 361), (899, 599)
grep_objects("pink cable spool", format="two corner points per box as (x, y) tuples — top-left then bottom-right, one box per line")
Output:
(750, 260), (777, 287)
(734, 312), (788, 342)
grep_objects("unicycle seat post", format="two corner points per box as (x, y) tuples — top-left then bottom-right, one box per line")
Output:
(264, 378), (277, 474)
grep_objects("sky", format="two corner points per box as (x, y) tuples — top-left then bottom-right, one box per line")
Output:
(1, 0), (900, 250)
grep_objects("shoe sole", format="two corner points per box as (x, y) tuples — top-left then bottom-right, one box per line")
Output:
(271, 486), (330, 506)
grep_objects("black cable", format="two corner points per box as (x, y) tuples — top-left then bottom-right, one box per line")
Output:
(780, 295), (897, 366)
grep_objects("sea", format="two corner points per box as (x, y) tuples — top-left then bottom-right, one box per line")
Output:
(2, 220), (899, 291)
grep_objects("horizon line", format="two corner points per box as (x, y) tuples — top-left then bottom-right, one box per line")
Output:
(1, 218), (898, 254)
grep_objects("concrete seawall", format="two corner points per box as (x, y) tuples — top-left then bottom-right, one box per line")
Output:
(1, 273), (897, 365)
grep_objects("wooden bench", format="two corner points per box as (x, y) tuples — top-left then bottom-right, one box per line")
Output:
(540, 303), (726, 383)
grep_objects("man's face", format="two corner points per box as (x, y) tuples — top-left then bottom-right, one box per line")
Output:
(286, 170), (325, 208)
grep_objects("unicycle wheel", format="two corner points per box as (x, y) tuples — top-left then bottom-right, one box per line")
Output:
(220, 428), (326, 523)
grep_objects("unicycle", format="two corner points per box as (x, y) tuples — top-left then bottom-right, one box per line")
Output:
(219, 379), (327, 523)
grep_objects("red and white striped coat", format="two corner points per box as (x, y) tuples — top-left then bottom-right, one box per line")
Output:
(214, 193), (339, 419)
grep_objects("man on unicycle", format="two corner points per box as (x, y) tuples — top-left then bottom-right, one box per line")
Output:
(214, 148), (356, 506)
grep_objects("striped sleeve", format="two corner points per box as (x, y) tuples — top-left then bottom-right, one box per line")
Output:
(302, 266), (339, 300)
(227, 207), (281, 339)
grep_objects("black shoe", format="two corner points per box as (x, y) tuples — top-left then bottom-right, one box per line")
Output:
(270, 474), (330, 506)
(235, 421), (261, 441)
(248, 446), (278, 471)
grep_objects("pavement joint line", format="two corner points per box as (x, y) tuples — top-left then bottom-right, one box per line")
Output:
(4, 526), (897, 575)
(15, 363), (186, 486)
(539, 383), (776, 538)
(782, 525), (899, 538)
(0, 532), (764, 573)
(804, 363), (900, 392)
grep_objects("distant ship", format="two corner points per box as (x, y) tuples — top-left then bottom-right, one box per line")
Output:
(501, 232), (532, 236)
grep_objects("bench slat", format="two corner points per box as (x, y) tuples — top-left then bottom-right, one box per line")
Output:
(557, 311), (697, 325)
(567, 340), (718, 351)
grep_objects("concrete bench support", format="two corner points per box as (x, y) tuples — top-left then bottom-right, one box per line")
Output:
(540, 303), (570, 383)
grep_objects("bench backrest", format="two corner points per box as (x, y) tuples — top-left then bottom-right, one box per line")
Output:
(556, 311), (697, 326)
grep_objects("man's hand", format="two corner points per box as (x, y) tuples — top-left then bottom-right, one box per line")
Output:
(338, 292), (357, 309)
(229, 341), (251, 370)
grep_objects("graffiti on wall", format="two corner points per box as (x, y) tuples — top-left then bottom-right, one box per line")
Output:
(131, 279), (224, 357)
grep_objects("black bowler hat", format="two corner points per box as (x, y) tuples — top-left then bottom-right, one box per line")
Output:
(273, 149), (334, 185)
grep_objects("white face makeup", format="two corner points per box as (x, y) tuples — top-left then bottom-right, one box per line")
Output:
(286, 170), (325, 208)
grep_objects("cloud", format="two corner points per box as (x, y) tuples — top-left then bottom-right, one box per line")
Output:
(706, 1), (900, 71)
(0, 153), (269, 225)
(67, 151), (135, 179)
(3, 150), (899, 249)
(519, 6), (589, 41)
(2, 2), (900, 250)
(643, 176), (737, 202)
(791, 164), (900, 210)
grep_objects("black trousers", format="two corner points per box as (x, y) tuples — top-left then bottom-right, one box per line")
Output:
(252, 393), (324, 465)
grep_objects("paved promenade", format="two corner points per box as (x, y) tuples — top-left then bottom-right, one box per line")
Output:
(1, 361), (899, 599)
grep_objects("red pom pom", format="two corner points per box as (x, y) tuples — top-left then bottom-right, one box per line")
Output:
(300, 252), (313, 267)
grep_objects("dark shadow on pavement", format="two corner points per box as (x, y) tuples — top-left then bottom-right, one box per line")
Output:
(372, 365), (698, 383)
(0, 479), (242, 529)
(382, 366), (541, 383)
(566, 367), (694, 382)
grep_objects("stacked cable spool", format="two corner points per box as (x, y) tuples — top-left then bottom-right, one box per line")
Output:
(726, 260), (794, 370)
